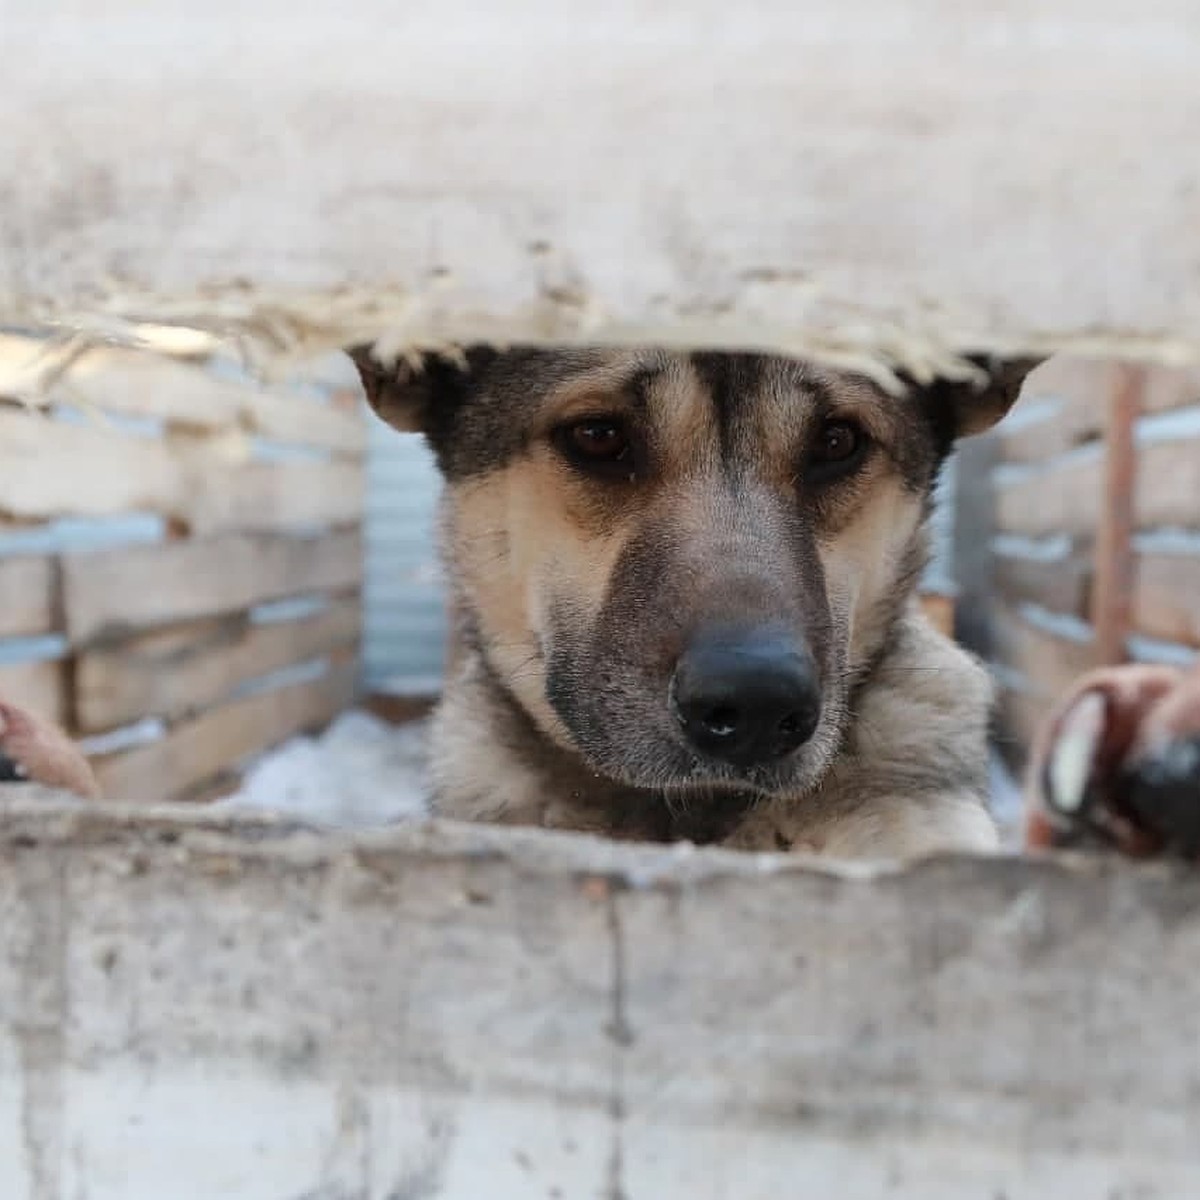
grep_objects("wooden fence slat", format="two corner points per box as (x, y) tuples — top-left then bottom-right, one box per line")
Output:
(917, 592), (955, 639)
(232, 384), (366, 455)
(63, 530), (363, 646)
(0, 335), (366, 455)
(0, 659), (67, 726)
(990, 603), (1095, 707)
(0, 557), (57, 639)
(187, 460), (365, 537)
(0, 407), (364, 533)
(1005, 359), (1199, 466)
(1090, 363), (1141, 666)
(91, 663), (358, 801)
(0, 406), (187, 522)
(1126, 438), (1198, 533)
(1003, 358), (1109, 464)
(1002, 403), (1104, 466)
(996, 438), (1200, 539)
(994, 452), (1098, 539)
(76, 597), (362, 732)
(0, 408), (364, 530)
(1142, 364), (1200, 415)
(1133, 553), (1200, 648)
(992, 547), (1092, 619)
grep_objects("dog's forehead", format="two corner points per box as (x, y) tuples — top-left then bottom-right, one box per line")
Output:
(446, 348), (924, 483)
(504, 349), (863, 419)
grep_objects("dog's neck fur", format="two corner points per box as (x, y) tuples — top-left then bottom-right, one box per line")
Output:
(426, 599), (997, 855)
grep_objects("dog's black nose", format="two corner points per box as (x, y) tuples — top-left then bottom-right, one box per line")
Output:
(670, 627), (821, 767)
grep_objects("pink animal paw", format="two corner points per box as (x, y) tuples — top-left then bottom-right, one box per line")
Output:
(1026, 662), (1200, 858)
(0, 699), (100, 801)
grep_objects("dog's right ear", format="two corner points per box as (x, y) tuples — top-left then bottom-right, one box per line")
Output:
(347, 344), (497, 434)
(347, 344), (427, 433)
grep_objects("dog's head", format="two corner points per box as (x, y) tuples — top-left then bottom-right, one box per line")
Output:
(352, 345), (1033, 802)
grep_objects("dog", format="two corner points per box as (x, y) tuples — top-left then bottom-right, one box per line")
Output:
(350, 345), (1038, 858)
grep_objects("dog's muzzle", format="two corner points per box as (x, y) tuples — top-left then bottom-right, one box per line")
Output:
(669, 624), (822, 770)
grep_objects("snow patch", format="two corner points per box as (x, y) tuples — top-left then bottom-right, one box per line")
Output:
(218, 708), (432, 828)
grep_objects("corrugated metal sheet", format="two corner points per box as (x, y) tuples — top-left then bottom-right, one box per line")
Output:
(362, 407), (447, 688)
(924, 454), (957, 593)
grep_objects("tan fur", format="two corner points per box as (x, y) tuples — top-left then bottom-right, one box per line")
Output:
(818, 475), (926, 673)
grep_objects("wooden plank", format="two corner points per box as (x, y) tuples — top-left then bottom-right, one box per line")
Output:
(186, 459), (365, 537)
(0, 406), (365, 532)
(91, 663), (357, 800)
(918, 591), (955, 639)
(3, 5), (1200, 363)
(990, 603), (1095, 706)
(1142, 363), (1200, 415)
(76, 597), (362, 732)
(1018, 355), (1113, 404)
(1133, 553), (1200, 648)
(0, 406), (187, 522)
(992, 546), (1092, 618)
(1127, 438), (1199, 532)
(1001, 400), (1105, 465)
(1004, 359), (1199, 465)
(363, 690), (439, 726)
(996, 437), (1200, 539)
(1090, 363), (1141, 665)
(994, 451), (1099, 539)
(176, 771), (242, 805)
(1002, 356), (1108, 463)
(63, 530), (363, 645)
(0, 556), (57, 639)
(5, 801), (1200, 1195)
(0, 334), (367, 455)
(0, 659), (67, 726)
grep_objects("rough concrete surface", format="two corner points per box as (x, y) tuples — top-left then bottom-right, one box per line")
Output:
(4, 2), (1200, 370)
(0, 794), (1199, 1197)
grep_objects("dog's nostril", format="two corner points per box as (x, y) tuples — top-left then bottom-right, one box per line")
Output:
(700, 705), (740, 738)
(777, 713), (803, 738)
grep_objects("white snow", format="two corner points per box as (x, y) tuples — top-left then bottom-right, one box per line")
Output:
(218, 709), (432, 828)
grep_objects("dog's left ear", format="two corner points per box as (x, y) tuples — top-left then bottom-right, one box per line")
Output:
(919, 353), (1043, 440)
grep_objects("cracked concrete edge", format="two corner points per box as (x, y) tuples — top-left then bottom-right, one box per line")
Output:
(0, 788), (1189, 896)
(8, 1), (1200, 392)
(6, 297), (1200, 397)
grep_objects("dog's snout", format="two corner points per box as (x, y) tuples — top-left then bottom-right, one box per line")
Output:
(670, 627), (821, 767)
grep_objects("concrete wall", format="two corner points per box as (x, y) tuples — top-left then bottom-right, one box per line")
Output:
(2, 797), (1199, 1199)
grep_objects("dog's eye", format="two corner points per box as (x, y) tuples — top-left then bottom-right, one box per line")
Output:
(554, 417), (633, 475)
(806, 418), (868, 482)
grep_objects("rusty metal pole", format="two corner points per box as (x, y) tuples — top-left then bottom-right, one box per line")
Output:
(1090, 362), (1144, 667)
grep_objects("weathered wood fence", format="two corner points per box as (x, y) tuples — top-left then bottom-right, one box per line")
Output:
(975, 357), (1200, 758)
(0, 335), (365, 799)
